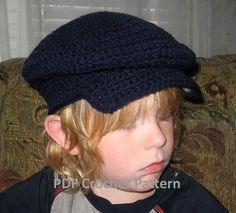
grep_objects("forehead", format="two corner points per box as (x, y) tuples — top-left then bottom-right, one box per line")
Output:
(83, 88), (179, 138)
(125, 89), (178, 119)
(118, 92), (170, 124)
(136, 94), (159, 116)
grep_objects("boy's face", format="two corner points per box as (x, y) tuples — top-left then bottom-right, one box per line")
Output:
(95, 108), (174, 192)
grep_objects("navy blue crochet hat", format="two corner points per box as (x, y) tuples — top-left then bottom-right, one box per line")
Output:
(21, 11), (203, 114)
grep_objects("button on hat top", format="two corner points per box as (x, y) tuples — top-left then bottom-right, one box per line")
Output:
(21, 11), (203, 114)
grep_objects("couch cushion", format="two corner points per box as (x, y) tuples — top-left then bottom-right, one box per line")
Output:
(173, 54), (236, 212)
(0, 58), (47, 178)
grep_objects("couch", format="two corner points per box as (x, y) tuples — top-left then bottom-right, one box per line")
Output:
(0, 55), (235, 212)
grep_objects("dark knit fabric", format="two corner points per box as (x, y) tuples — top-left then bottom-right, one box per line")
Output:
(21, 11), (203, 114)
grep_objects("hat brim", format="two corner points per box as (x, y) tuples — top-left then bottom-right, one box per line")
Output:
(44, 67), (203, 114)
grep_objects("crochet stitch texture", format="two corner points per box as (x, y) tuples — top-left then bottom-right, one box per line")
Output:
(21, 11), (203, 114)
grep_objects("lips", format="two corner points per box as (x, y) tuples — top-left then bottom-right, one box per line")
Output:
(141, 161), (165, 174)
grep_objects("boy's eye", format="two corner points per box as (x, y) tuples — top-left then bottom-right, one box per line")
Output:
(122, 123), (136, 130)
(157, 114), (173, 122)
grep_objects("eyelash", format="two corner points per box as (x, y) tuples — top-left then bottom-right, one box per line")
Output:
(122, 123), (136, 130)
(157, 114), (173, 122)
(121, 115), (173, 131)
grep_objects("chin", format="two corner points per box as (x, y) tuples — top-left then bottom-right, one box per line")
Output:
(131, 173), (162, 191)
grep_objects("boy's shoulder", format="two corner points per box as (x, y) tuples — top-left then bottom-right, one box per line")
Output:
(158, 165), (228, 212)
(0, 166), (55, 213)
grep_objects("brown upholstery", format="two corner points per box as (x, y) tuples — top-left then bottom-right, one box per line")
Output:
(0, 55), (235, 211)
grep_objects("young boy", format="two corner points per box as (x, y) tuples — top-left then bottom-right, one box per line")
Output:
(0, 11), (228, 212)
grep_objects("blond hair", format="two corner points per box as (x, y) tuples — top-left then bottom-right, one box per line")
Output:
(44, 87), (181, 193)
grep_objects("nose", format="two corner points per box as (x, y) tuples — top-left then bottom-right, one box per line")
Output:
(144, 121), (167, 149)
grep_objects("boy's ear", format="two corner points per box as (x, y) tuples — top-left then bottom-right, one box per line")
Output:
(44, 115), (80, 155)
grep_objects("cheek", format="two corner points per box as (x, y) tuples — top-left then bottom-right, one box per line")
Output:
(169, 126), (175, 149)
(101, 148), (127, 167)
(96, 135), (135, 179)
(160, 122), (175, 155)
(162, 121), (174, 141)
(166, 129), (174, 147)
